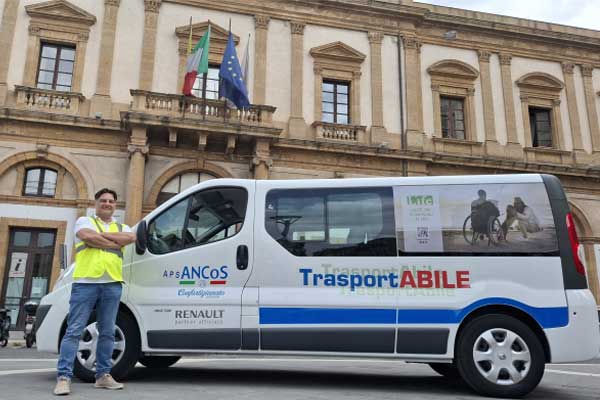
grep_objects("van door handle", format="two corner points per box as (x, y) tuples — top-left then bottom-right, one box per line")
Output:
(236, 245), (249, 270)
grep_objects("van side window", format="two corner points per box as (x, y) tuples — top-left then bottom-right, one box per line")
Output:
(394, 182), (559, 256)
(147, 187), (247, 255)
(265, 187), (396, 257)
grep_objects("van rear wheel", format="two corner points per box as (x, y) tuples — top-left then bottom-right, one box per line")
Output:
(456, 314), (545, 398)
(139, 355), (181, 368)
(71, 310), (140, 382)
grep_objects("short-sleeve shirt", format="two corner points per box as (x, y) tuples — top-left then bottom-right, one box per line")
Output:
(74, 215), (131, 284)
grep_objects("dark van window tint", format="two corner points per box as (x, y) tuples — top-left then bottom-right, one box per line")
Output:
(393, 183), (558, 256)
(265, 187), (396, 257)
(148, 187), (247, 254)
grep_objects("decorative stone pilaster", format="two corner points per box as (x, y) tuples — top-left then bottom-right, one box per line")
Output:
(368, 31), (386, 144)
(401, 35), (423, 149)
(581, 64), (600, 153)
(0, 0), (20, 105)
(478, 50), (499, 156)
(90, 0), (121, 118)
(289, 21), (307, 139)
(253, 15), (270, 105)
(252, 139), (272, 180)
(498, 53), (522, 158)
(562, 62), (584, 152)
(125, 126), (149, 226)
(139, 0), (162, 91)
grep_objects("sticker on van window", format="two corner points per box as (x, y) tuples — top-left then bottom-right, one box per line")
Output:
(393, 183), (558, 254)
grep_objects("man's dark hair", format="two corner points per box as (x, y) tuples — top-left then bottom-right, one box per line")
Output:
(95, 188), (117, 201)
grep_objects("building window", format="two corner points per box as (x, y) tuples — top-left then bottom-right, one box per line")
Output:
(23, 168), (57, 197)
(36, 43), (75, 92)
(192, 66), (220, 99)
(157, 172), (217, 205)
(322, 81), (350, 124)
(441, 96), (465, 140)
(529, 107), (552, 147)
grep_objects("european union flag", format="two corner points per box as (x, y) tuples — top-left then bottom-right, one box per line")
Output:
(219, 32), (250, 110)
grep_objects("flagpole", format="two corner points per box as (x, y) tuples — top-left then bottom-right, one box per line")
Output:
(202, 20), (211, 120)
(182, 17), (192, 119)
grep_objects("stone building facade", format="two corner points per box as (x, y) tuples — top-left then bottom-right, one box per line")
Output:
(1, 0), (600, 325)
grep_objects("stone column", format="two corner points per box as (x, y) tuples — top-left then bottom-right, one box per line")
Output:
(252, 139), (271, 180)
(368, 31), (386, 144)
(499, 53), (522, 158)
(90, 0), (121, 118)
(253, 15), (270, 105)
(478, 50), (500, 156)
(581, 64), (600, 153)
(0, 0), (20, 104)
(431, 83), (441, 137)
(551, 98), (566, 150)
(125, 126), (149, 226)
(465, 87), (476, 141)
(520, 94), (532, 148)
(71, 33), (89, 93)
(23, 26), (42, 86)
(402, 35), (423, 149)
(562, 62), (584, 153)
(288, 21), (307, 139)
(138, 0), (162, 91)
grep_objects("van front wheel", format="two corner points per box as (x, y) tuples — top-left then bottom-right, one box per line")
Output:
(72, 310), (140, 382)
(456, 314), (545, 398)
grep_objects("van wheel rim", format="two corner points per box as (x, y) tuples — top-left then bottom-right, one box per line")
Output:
(77, 322), (126, 372)
(472, 328), (531, 385)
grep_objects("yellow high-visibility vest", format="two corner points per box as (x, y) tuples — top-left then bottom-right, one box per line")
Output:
(73, 217), (124, 281)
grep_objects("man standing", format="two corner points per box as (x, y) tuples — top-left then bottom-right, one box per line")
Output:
(54, 188), (136, 396)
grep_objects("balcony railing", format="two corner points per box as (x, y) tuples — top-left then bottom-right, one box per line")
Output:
(130, 90), (276, 127)
(14, 86), (84, 115)
(312, 121), (367, 143)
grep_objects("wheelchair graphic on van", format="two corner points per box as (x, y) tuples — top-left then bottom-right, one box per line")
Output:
(462, 199), (504, 246)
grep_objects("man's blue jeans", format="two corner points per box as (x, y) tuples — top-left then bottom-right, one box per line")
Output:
(56, 282), (122, 380)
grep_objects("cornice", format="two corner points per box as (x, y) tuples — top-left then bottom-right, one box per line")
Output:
(0, 107), (122, 130)
(273, 138), (600, 180)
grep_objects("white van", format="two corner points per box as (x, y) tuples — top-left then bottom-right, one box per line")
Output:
(36, 174), (599, 398)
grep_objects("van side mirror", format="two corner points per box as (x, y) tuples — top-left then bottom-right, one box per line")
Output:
(136, 220), (148, 255)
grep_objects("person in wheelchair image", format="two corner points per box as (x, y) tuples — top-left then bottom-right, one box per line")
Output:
(463, 189), (502, 246)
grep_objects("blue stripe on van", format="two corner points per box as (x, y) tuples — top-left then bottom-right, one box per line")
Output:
(259, 298), (569, 329)
(259, 308), (396, 324)
(396, 298), (569, 328)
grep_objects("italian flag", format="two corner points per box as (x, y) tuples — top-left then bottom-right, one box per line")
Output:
(182, 25), (211, 96)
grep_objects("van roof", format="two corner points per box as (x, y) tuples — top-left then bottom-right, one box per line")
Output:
(254, 173), (545, 187)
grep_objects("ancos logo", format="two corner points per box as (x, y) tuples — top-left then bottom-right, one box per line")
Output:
(162, 265), (229, 286)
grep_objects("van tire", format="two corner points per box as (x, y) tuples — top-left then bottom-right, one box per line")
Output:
(456, 314), (545, 398)
(72, 310), (140, 382)
(428, 362), (461, 380)
(139, 355), (181, 368)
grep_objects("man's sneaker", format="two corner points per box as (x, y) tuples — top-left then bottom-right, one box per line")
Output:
(53, 377), (71, 396)
(94, 374), (124, 390)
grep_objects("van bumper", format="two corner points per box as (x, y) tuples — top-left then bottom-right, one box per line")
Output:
(545, 289), (600, 363)
(35, 288), (70, 353)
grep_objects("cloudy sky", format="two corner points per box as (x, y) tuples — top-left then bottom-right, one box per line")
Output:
(417, 0), (600, 31)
